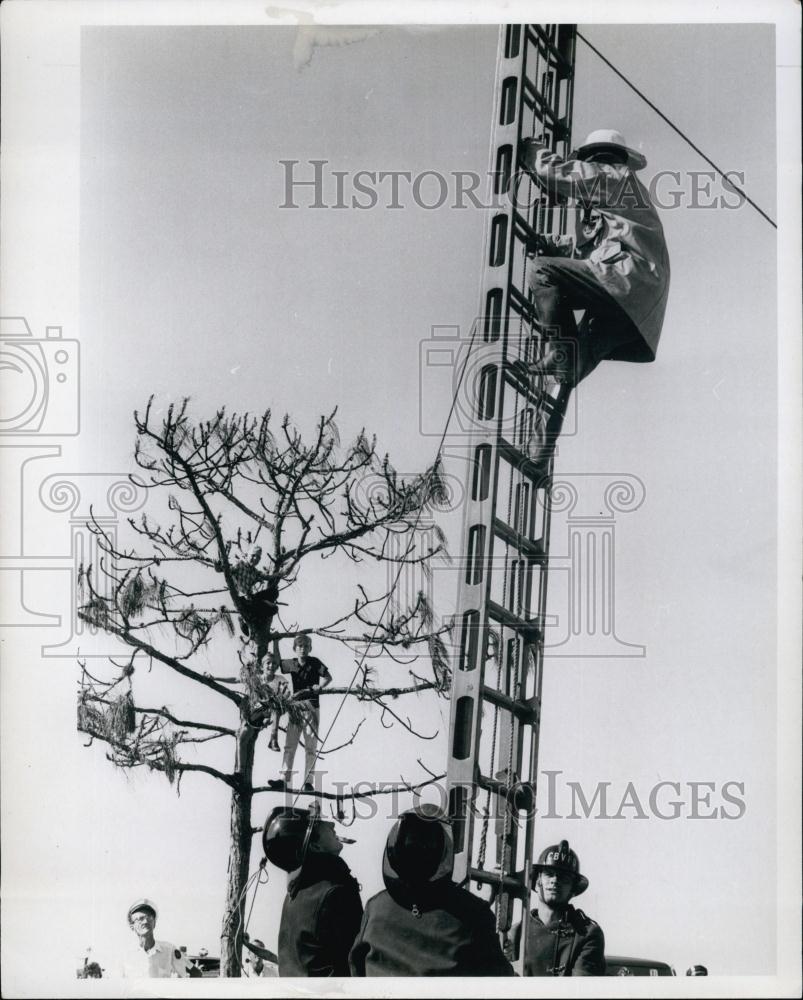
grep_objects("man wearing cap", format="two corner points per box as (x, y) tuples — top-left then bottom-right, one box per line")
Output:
(122, 899), (189, 978)
(263, 806), (363, 976)
(242, 936), (280, 977)
(512, 839), (605, 976)
(521, 128), (670, 390)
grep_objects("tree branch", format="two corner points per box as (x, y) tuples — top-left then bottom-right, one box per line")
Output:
(77, 720), (237, 789)
(251, 772), (445, 800)
(90, 696), (236, 736)
(76, 611), (243, 705)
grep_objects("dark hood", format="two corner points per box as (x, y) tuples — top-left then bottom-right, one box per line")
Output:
(287, 851), (356, 899)
(381, 810), (455, 911)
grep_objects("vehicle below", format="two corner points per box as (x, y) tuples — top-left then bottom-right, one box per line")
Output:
(605, 955), (675, 976)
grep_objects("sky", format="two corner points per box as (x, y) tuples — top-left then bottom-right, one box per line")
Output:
(1, 4), (800, 997)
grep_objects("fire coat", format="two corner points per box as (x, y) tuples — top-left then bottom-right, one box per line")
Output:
(527, 144), (671, 362)
(349, 812), (514, 977)
(278, 852), (363, 976)
(512, 903), (605, 976)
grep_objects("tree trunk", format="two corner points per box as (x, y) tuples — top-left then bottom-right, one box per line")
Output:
(219, 718), (258, 977)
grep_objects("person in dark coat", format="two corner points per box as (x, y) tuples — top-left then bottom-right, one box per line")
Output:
(263, 806), (363, 977)
(512, 839), (605, 976)
(521, 128), (670, 388)
(349, 809), (514, 977)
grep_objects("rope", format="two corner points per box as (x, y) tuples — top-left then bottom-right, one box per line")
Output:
(291, 319), (482, 804)
(289, 23), (532, 801)
(230, 863), (268, 975)
(576, 30), (777, 230)
(477, 635), (504, 871)
(244, 862), (269, 933)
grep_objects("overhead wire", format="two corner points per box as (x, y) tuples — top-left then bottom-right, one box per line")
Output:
(576, 30), (777, 230)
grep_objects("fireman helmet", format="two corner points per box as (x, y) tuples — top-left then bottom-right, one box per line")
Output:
(532, 839), (589, 895)
(262, 806), (316, 872)
(386, 810), (447, 884)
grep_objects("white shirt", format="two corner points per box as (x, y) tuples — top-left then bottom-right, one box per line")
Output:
(122, 939), (188, 978)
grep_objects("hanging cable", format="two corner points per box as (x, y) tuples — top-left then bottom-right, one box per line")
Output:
(244, 861), (268, 933)
(229, 862), (269, 975)
(576, 30), (777, 230)
(476, 640), (502, 872)
(284, 21), (514, 800)
(291, 319), (482, 804)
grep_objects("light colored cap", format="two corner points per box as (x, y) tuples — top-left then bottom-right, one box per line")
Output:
(127, 898), (158, 922)
(572, 129), (647, 170)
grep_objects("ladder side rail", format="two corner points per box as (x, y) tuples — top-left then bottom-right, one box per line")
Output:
(516, 23), (578, 977)
(447, 23), (528, 883)
(444, 24), (578, 975)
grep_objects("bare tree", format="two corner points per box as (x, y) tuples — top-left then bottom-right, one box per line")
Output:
(76, 398), (451, 976)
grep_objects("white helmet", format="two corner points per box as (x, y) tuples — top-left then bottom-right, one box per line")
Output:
(572, 129), (647, 170)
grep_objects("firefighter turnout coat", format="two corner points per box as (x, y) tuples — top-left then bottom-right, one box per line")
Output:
(349, 813), (514, 977)
(278, 852), (363, 976)
(526, 143), (671, 363)
(512, 903), (605, 976)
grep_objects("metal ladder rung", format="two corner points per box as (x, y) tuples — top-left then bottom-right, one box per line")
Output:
(497, 436), (554, 483)
(476, 771), (512, 797)
(486, 599), (543, 639)
(481, 684), (538, 723)
(524, 25), (573, 75)
(469, 867), (528, 896)
(511, 208), (543, 246)
(476, 769), (536, 801)
(508, 282), (536, 322)
(503, 366), (562, 411)
(521, 78), (558, 124)
(492, 517), (546, 562)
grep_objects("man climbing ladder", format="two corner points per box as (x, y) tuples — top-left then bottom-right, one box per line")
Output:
(522, 128), (671, 388)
